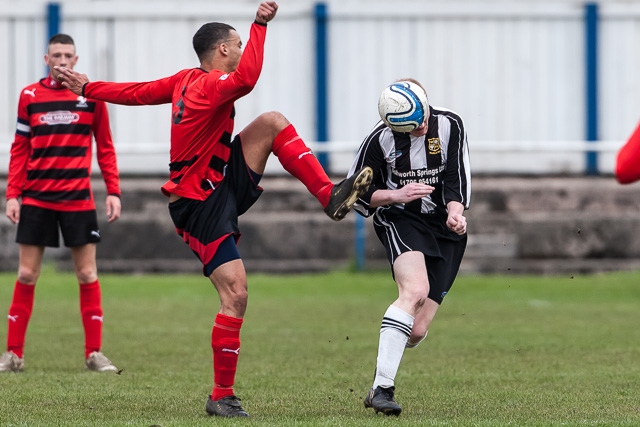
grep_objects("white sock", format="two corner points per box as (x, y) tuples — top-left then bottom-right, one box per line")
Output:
(372, 305), (414, 389)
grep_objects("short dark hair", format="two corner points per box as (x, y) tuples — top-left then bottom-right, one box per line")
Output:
(192, 22), (235, 62)
(397, 78), (427, 97)
(48, 33), (75, 46)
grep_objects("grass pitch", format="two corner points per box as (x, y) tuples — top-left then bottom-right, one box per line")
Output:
(0, 267), (639, 426)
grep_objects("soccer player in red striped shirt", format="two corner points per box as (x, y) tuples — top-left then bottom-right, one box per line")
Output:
(56, 1), (372, 417)
(615, 121), (640, 184)
(2, 34), (121, 374)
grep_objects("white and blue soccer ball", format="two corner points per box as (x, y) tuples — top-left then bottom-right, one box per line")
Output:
(378, 81), (429, 133)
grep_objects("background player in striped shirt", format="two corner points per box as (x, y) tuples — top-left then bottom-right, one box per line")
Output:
(348, 78), (471, 416)
(2, 34), (121, 373)
(55, 1), (372, 417)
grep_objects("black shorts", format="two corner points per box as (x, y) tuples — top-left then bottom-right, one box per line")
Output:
(168, 135), (263, 276)
(16, 205), (101, 248)
(373, 206), (467, 304)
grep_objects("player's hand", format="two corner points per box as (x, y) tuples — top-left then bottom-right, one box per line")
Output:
(105, 195), (121, 223)
(255, 1), (278, 24)
(53, 66), (89, 96)
(393, 183), (434, 203)
(446, 213), (467, 235)
(5, 198), (20, 224)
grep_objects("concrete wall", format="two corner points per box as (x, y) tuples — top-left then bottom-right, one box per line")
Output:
(2, 176), (640, 275)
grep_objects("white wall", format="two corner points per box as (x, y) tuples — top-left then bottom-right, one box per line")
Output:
(0, 1), (638, 176)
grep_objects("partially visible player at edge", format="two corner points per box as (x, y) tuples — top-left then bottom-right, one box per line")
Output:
(55, 1), (372, 418)
(615, 121), (640, 184)
(2, 34), (121, 374)
(348, 78), (470, 416)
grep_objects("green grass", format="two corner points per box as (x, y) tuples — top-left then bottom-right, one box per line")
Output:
(0, 266), (639, 426)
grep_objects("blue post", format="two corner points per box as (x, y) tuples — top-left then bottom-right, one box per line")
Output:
(47, 3), (61, 39)
(355, 214), (366, 271)
(46, 3), (61, 76)
(314, 3), (365, 270)
(314, 3), (330, 171)
(585, 3), (599, 175)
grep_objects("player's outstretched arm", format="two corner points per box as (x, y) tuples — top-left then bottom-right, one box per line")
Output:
(369, 182), (435, 208)
(255, 1), (278, 24)
(54, 66), (89, 96)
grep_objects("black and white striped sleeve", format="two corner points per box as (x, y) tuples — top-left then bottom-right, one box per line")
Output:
(443, 113), (471, 209)
(348, 122), (387, 217)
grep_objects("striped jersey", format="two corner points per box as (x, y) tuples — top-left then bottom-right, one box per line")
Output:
(7, 75), (120, 212)
(82, 22), (267, 201)
(348, 105), (471, 216)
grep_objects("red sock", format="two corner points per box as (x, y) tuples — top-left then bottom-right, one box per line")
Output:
(272, 124), (333, 207)
(616, 121), (640, 184)
(7, 281), (35, 359)
(79, 280), (103, 359)
(211, 313), (243, 401)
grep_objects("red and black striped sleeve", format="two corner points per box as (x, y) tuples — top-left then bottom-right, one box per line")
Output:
(6, 91), (32, 200)
(92, 100), (120, 196)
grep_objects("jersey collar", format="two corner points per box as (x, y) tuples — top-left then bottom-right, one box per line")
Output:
(41, 74), (65, 90)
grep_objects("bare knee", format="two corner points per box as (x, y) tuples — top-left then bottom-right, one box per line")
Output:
(248, 111), (292, 143)
(231, 289), (248, 314)
(256, 111), (289, 130)
(401, 286), (429, 313)
(75, 266), (98, 284)
(413, 295), (428, 313)
(214, 277), (249, 317)
(223, 287), (248, 316)
(17, 265), (40, 284)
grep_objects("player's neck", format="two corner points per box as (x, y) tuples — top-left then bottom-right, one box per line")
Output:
(202, 58), (233, 74)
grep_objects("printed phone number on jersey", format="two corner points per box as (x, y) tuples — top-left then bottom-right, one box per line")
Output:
(393, 166), (444, 186)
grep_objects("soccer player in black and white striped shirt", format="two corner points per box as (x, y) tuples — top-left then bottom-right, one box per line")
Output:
(349, 78), (471, 416)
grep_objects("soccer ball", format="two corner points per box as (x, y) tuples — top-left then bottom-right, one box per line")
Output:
(378, 81), (429, 133)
